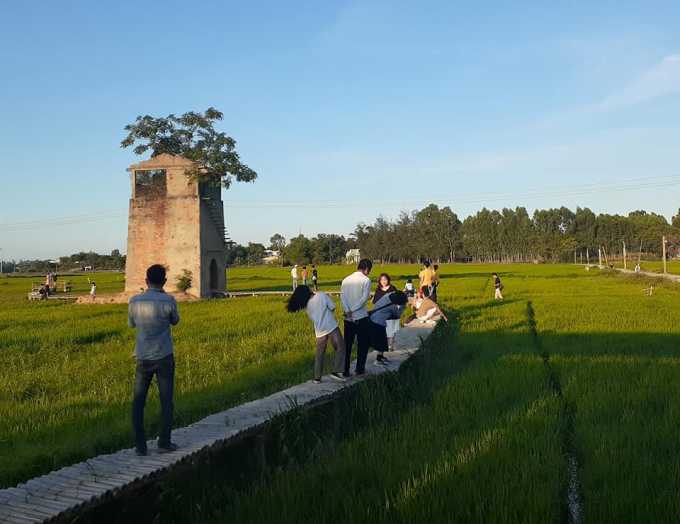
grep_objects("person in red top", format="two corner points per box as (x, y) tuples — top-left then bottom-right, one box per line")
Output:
(302, 266), (309, 286)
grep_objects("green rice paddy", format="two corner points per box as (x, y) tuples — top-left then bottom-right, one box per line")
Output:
(1, 264), (679, 523)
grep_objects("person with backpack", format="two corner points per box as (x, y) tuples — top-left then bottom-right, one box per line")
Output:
(373, 273), (399, 350)
(493, 273), (504, 299)
(368, 290), (408, 365)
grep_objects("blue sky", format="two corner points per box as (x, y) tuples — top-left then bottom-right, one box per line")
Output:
(1, 0), (679, 261)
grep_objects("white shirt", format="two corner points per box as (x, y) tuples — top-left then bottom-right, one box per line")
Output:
(306, 292), (338, 337)
(291, 267), (298, 279)
(340, 271), (371, 320)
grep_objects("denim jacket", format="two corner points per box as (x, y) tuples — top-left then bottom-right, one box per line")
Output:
(128, 288), (180, 360)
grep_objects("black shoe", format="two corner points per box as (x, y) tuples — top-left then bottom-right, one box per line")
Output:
(342, 372), (351, 378)
(136, 448), (147, 456)
(157, 443), (179, 454)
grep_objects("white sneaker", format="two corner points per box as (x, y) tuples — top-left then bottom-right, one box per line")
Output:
(425, 320), (436, 324)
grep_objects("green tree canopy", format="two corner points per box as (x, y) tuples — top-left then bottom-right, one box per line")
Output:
(121, 108), (258, 188)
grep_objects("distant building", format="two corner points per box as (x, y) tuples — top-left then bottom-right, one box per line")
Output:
(125, 154), (230, 298)
(263, 250), (281, 264)
(345, 249), (361, 265)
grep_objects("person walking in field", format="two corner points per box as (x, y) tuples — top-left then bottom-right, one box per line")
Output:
(369, 290), (408, 364)
(419, 261), (434, 298)
(128, 264), (180, 456)
(90, 282), (97, 295)
(286, 285), (347, 384)
(311, 264), (318, 292)
(291, 264), (299, 290)
(372, 273), (400, 351)
(341, 259), (373, 377)
(301, 266), (309, 286)
(493, 273), (504, 299)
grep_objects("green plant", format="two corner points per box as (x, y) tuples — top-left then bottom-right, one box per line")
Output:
(175, 269), (193, 292)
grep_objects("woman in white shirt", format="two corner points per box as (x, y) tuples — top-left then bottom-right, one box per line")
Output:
(286, 285), (347, 384)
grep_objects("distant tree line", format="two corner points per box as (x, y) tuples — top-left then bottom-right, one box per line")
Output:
(6, 250), (126, 274)
(352, 204), (680, 264)
(225, 205), (680, 267)
(226, 234), (357, 267)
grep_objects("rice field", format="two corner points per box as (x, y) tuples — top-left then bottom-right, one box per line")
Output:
(2, 264), (679, 523)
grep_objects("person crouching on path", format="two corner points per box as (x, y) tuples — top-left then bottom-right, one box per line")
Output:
(369, 290), (408, 365)
(341, 258), (373, 377)
(414, 289), (448, 324)
(286, 285), (347, 384)
(493, 272), (504, 299)
(128, 264), (180, 456)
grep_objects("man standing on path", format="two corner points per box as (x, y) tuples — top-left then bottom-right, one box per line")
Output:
(341, 258), (373, 377)
(493, 272), (504, 300)
(291, 264), (299, 290)
(129, 264), (180, 456)
(419, 261), (434, 297)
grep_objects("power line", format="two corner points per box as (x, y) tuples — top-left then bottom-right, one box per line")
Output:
(0, 174), (678, 230)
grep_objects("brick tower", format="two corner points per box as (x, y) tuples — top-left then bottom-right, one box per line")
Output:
(124, 154), (228, 298)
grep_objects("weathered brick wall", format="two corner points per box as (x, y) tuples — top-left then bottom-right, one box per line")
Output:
(125, 154), (227, 298)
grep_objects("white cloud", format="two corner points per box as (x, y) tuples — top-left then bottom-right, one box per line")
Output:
(594, 54), (680, 111)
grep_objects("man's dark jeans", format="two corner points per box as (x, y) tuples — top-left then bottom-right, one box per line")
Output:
(132, 354), (175, 452)
(344, 317), (370, 375)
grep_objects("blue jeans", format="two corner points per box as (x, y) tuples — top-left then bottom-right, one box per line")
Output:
(132, 354), (175, 451)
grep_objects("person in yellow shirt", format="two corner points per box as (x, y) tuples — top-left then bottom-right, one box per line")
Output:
(418, 262), (434, 297)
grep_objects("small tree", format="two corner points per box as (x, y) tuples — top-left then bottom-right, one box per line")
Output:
(121, 108), (258, 188)
(175, 269), (193, 292)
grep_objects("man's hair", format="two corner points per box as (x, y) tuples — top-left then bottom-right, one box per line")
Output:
(147, 264), (167, 285)
(433, 264), (439, 270)
(357, 259), (373, 271)
(492, 273), (498, 277)
(423, 261), (431, 268)
(286, 285), (312, 312)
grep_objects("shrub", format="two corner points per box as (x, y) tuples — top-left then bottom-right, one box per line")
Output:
(175, 269), (193, 292)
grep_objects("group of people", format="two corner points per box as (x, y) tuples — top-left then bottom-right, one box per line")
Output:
(127, 261), (500, 456)
(287, 259), (411, 382)
(291, 264), (318, 291)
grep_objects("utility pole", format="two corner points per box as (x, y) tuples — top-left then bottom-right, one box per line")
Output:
(662, 236), (667, 275)
(623, 241), (627, 270)
(598, 247), (602, 268)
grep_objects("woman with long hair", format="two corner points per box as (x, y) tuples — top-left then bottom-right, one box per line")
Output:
(286, 285), (347, 384)
(368, 290), (408, 365)
(372, 273), (399, 350)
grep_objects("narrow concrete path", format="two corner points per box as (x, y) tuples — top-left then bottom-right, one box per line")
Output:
(617, 268), (680, 282)
(0, 321), (437, 524)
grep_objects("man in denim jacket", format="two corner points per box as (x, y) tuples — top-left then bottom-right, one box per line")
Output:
(128, 264), (180, 456)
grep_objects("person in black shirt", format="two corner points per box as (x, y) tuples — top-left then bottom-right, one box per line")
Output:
(373, 273), (399, 350)
(493, 273), (504, 300)
(311, 264), (318, 292)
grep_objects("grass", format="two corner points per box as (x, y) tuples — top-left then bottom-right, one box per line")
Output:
(2, 263), (680, 523)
